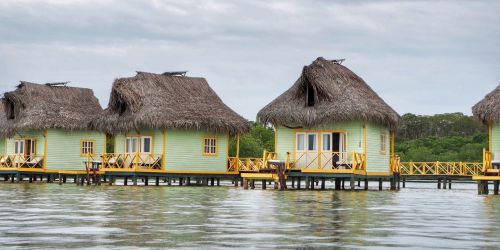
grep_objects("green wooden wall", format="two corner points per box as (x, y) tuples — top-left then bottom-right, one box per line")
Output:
(114, 129), (228, 172)
(365, 123), (390, 172)
(491, 125), (500, 156)
(46, 129), (105, 170)
(0, 138), (4, 155)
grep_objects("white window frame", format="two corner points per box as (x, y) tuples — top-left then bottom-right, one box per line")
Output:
(203, 138), (217, 155)
(81, 140), (95, 156)
(141, 136), (152, 154)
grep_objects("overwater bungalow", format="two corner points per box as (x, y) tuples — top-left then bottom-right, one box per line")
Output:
(257, 57), (400, 176)
(89, 71), (249, 174)
(0, 81), (105, 173)
(472, 85), (500, 178)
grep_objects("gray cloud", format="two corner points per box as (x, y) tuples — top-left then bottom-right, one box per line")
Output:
(0, 0), (499, 120)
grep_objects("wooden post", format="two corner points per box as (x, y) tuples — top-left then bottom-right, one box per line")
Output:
(350, 177), (355, 190)
(217, 178), (220, 186)
(478, 181), (483, 195)
(291, 178), (295, 188)
(357, 179), (361, 187)
(133, 175), (138, 186)
(335, 178), (340, 190)
(310, 177), (315, 190)
(378, 178), (382, 190)
(321, 178), (325, 190)
(443, 178), (447, 190)
(494, 181), (499, 195)
(211, 178), (215, 186)
(448, 179), (452, 189)
(63, 176), (67, 183)
(144, 176), (149, 186)
(250, 180), (255, 189)
(262, 180), (266, 190)
(305, 177), (310, 190)
(364, 179), (368, 190)
(179, 177), (183, 186)
(124, 177), (128, 186)
(167, 178), (172, 186)
(484, 181), (490, 194)
(402, 178), (406, 188)
(234, 178), (238, 187)
(341, 178), (345, 190)
(243, 179), (249, 190)
(156, 176), (160, 186)
(58, 174), (62, 185)
(437, 179), (441, 189)
(297, 177), (301, 190)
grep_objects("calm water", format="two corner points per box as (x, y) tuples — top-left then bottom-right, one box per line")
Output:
(0, 181), (499, 249)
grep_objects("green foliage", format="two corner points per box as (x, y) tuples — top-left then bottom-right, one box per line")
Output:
(106, 135), (114, 153)
(395, 113), (487, 162)
(228, 122), (274, 158)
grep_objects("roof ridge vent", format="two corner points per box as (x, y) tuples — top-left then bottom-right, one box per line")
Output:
(330, 59), (345, 65)
(162, 71), (187, 76)
(45, 82), (70, 87)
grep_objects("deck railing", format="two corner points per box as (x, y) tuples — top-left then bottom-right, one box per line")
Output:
(390, 155), (401, 173)
(483, 148), (492, 172)
(227, 151), (277, 172)
(100, 153), (163, 171)
(0, 154), (44, 169)
(400, 161), (483, 176)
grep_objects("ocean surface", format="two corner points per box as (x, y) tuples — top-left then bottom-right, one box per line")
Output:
(0, 181), (498, 249)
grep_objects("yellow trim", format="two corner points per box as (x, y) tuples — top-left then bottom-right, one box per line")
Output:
(202, 136), (218, 157)
(274, 127), (278, 153)
(301, 169), (353, 174)
(366, 171), (392, 176)
(165, 170), (235, 175)
(103, 134), (107, 154)
(363, 122), (367, 156)
(241, 173), (276, 180)
(236, 133), (240, 159)
(80, 139), (96, 157)
(17, 168), (46, 173)
(43, 130), (47, 170)
(162, 129), (166, 170)
(473, 175), (500, 181)
(489, 122), (492, 151)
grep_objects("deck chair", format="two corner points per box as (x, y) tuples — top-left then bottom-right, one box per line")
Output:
(24, 157), (43, 168)
(140, 155), (161, 169)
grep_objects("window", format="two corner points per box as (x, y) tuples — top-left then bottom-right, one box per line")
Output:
(81, 140), (95, 156)
(15, 139), (35, 156)
(126, 136), (152, 154)
(296, 133), (305, 151)
(380, 132), (387, 154)
(322, 133), (331, 151)
(307, 133), (317, 151)
(203, 138), (217, 155)
(14, 140), (25, 154)
(141, 136), (152, 154)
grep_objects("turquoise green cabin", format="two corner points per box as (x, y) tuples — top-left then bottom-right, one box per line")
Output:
(90, 71), (249, 173)
(257, 57), (400, 174)
(0, 82), (105, 171)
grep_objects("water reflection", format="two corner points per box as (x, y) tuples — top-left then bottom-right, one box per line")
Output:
(0, 182), (499, 249)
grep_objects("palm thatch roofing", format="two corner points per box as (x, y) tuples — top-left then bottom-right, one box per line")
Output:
(89, 72), (249, 135)
(257, 57), (400, 129)
(472, 85), (500, 125)
(0, 81), (103, 138)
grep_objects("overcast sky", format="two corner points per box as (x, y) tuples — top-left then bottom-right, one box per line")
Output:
(0, 0), (499, 120)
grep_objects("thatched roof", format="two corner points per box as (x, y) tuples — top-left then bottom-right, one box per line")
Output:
(472, 85), (500, 125)
(89, 72), (249, 135)
(0, 82), (103, 137)
(257, 57), (400, 129)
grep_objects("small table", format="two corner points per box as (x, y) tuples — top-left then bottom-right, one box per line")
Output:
(83, 160), (102, 171)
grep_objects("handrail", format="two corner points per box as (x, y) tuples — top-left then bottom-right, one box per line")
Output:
(0, 154), (44, 169)
(100, 153), (163, 171)
(400, 161), (483, 176)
